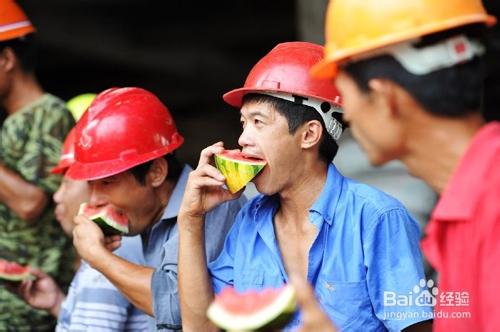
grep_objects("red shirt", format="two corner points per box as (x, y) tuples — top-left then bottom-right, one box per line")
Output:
(422, 122), (500, 332)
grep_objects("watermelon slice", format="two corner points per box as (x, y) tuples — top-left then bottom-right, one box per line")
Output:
(0, 258), (31, 282)
(214, 150), (266, 193)
(207, 285), (297, 332)
(79, 203), (129, 235)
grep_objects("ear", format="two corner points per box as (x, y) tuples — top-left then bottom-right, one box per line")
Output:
(147, 158), (168, 187)
(367, 78), (401, 118)
(300, 119), (323, 150)
(0, 47), (17, 73)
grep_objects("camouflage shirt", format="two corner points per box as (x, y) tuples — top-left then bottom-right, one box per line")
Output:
(0, 94), (75, 331)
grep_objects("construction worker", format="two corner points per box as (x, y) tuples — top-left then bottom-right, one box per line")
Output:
(15, 106), (150, 330)
(66, 87), (245, 331)
(0, 1), (75, 330)
(177, 42), (432, 331)
(307, 0), (500, 331)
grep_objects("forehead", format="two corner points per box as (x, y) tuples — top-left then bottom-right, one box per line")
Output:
(240, 100), (277, 119)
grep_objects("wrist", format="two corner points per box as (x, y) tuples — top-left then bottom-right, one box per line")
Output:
(178, 210), (205, 233)
(49, 289), (65, 317)
(84, 243), (110, 267)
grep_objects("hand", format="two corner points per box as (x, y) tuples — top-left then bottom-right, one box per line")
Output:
(105, 235), (122, 251)
(179, 142), (242, 220)
(72, 214), (109, 265)
(290, 275), (337, 332)
(17, 268), (65, 317)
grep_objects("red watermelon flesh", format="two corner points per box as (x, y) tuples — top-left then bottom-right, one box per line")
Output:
(0, 259), (31, 282)
(79, 203), (129, 235)
(207, 285), (296, 331)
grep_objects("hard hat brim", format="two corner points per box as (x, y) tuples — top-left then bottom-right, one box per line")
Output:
(50, 163), (70, 175)
(66, 138), (184, 181)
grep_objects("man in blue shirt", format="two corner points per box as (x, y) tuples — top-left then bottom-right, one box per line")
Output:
(65, 87), (245, 331)
(177, 42), (432, 331)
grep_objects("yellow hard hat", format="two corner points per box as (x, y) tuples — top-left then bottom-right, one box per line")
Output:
(66, 93), (96, 121)
(311, 0), (496, 79)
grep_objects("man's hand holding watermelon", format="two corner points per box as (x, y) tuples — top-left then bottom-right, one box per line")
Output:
(73, 213), (122, 263)
(179, 142), (243, 221)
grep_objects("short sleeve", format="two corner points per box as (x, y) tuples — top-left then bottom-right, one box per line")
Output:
(363, 208), (433, 331)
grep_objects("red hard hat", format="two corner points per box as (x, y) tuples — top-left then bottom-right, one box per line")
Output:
(223, 42), (342, 108)
(51, 127), (77, 175)
(66, 87), (184, 181)
(223, 42), (344, 139)
(0, 1), (35, 42)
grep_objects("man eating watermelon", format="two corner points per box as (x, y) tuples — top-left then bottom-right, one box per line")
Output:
(177, 42), (432, 331)
(65, 87), (246, 331)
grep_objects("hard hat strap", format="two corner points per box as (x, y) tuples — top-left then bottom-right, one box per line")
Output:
(262, 91), (344, 140)
(351, 35), (485, 75)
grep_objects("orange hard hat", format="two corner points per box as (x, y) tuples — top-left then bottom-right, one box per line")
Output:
(311, 0), (496, 79)
(51, 127), (77, 175)
(66, 87), (184, 181)
(224, 42), (344, 139)
(0, 1), (35, 42)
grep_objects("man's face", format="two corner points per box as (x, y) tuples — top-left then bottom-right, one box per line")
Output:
(87, 171), (159, 236)
(53, 177), (90, 236)
(238, 101), (302, 195)
(334, 71), (405, 166)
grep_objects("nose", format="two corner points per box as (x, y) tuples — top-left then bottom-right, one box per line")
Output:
(53, 182), (65, 204)
(238, 125), (253, 149)
(88, 182), (108, 207)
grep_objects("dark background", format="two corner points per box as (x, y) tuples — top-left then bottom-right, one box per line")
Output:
(19, 0), (500, 165)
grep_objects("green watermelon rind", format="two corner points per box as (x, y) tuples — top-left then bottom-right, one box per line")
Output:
(207, 285), (297, 332)
(214, 153), (266, 194)
(0, 272), (32, 282)
(79, 203), (129, 235)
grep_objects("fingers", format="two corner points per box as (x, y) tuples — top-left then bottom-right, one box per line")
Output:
(105, 235), (122, 243)
(190, 164), (226, 189)
(197, 142), (224, 168)
(104, 236), (122, 251)
(290, 274), (318, 310)
(73, 214), (89, 226)
(28, 268), (48, 279)
(289, 274), (338, 332)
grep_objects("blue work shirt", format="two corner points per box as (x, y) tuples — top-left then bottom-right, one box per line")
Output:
(209, 163), (432, 331)
(147, 165), (246, 331)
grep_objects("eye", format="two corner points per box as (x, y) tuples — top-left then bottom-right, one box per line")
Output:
(254, 118), (263, 126)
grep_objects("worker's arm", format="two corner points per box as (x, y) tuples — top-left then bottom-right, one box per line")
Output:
(0, 162), (48, 221)
(72, 216), (154, 315)
(178, 142), (241, 332)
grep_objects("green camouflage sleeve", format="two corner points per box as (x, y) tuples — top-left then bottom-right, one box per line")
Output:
(0, 95), (75, 193)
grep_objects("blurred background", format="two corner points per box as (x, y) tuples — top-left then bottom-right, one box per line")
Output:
(19, 0), (500, 166)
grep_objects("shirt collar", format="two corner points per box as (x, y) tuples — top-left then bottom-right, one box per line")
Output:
(309, 163), (344, 225)
(161, 164), (192, 221)
(432, 122), (500, 221)
(252, 163), (344, 226)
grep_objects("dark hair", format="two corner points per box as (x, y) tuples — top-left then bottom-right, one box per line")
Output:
(0, 33), (38, 73)
(129, 153), (183, 186)
(242, 93), (339, 163)
(343, 25), (486, 117)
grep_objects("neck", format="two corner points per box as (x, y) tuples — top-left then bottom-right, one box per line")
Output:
(150, 178), (176, 226)
(3, 70), (44, 114)
(277, 158), (328, 230)
(402, 112), (484, 194)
